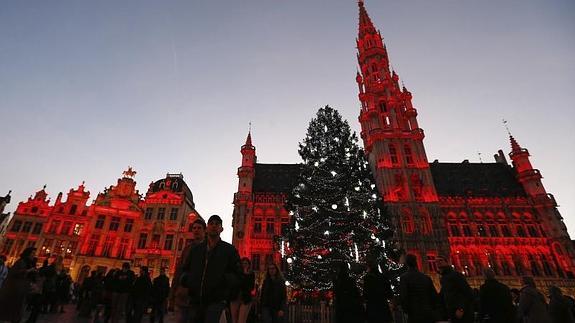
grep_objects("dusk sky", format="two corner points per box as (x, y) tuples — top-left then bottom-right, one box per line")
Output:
(1, 0), (574, 242)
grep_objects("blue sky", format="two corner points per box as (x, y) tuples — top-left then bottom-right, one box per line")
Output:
(1, 0), (574, 241)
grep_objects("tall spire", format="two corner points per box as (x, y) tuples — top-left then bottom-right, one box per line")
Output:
(358, 0), (377, 38)
(245, 131), (252, 147)
(509, 135), (522, 154)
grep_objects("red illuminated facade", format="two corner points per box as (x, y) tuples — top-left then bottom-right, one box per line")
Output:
(0, 169), (201, 282)
(231, 0), (575, 292)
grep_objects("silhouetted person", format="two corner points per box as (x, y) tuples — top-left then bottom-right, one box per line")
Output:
(260, 262), (287, 323)
(181, 215), (241, 323)
(548, 285), (575, 323)
(437, 256), (474, 323)
(478, 268), (514, 323)
(230, 257), (255, 323)
(399, 254), (438, 323)
(111, 262), (135, 323)
(0, 247), (37, 323)
(170, 219), (206, 323)
(363, 260), (393, 323)
(150, 267), (170, 323)
(517, 276), (551, 323)
(130, 266), (152, 323)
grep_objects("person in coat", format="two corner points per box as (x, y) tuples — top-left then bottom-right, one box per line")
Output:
(548, 285), (575, 323)
(517, 276), (551, 323)
(399, 254), (439, 323)
(478, 268), (514, 323)
(363, 259), (393, 323)
(334, 262), (364, 323)
(260, 262), (287, 323)
(180, 215), (241, 323)
(129, 266), (153, 323)
(0, 247), (37, 323)
(150, 267), (171, 323)
(229, 257), (255, 323)
(437, 256), (474, 323)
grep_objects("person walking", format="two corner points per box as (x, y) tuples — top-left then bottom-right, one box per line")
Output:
(260, 262), (287, 323)
(548, 285), (574, 323)
(363, 260), (393, 323)
(517, 276), (551, 323)
(150, 267), (170, 323)
(229, 257), (255, 323)
(181, 214), (241, 323)
(130, 266), (152, 323)
(56, 269), (72, 313)
(0, 255), (8, 289)
(478, 268), (514, 323)
(25, 267), (44, 323)
(399, 254), (439, 323)
(43, 255), (63, 313)
(170, 219), (206, 323)
(0, 247), (37, 323)
(111, 262), (135, 323)
(436, 256), (474, 323)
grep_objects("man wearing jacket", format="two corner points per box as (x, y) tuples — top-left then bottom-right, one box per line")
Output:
(437, 256), (475, 323)
(182, 215), (241, 323)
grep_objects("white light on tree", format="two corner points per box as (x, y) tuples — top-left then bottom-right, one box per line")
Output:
(324, 230), (330, 235)
(331, 204), (338, 210)
(331, 170), (337, 177)
(287, 257), (293, 264)
(280, 241), (285, 257)
(354, 243), (359, 262)
(317, 255), (322, 259)
(285, 281), (291, 286)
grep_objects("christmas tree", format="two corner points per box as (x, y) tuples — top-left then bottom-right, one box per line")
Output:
(283, 105), (394, 293)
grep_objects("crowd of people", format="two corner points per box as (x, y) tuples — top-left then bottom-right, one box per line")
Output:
(2, 221), (575, 323)
(0, 252), (73, 323)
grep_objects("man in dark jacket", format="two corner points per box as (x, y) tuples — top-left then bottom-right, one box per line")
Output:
(181, 215), (241, 323)
(150, 267), (171, 323)
(437, 256), (474, 323)
(130, 266), (153, 323)
(399, 254), (439, 323)
(112, 262), (135, 323)
(478, 268), (514, 323)
(363, 260), (393, 323)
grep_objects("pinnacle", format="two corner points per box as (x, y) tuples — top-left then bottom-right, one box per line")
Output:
(358, 0), (377, 38)
(509, 135), (522, 153)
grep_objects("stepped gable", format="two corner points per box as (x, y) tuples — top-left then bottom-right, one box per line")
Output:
(253, 163), (301, 193)
(430, 162), (526, 197)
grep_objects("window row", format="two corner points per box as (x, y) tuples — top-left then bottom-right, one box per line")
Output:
(136, 233), (175, 251)
(94, 216), (133, 233)
(84, 234), (131, 259)
(253, 217), (290, 235)
(144, 207), (179, 221)
(10, 220), (44, 234)
(448, 223), (542, 238)
(40, 239), (78, 258)
(1, 239), (36, 257)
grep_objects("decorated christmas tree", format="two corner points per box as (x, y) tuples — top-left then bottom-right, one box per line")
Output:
(283, 105), (395, 293)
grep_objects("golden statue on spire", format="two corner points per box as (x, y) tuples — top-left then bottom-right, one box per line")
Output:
(123, 166), (137, 178)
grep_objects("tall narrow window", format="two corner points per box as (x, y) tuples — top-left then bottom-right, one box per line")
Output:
(252, 254), (261, 271)
(102, 236), (115, 257)
(266, 218), (275, 234)
(389, 144), (398, 165)
(32, 223), (43, 235)
(145, 208), (153, 220)
(420, 209), (432, 235)
(404, 145), (414, 165)
(164, 234), (174, 250)
(157, 207), (165, 220)
(427, 254), (438, 272)
(69, 204), (78, 215)
(401, 209), (415, 234)
(61, 221), (72, 235)
(95, 215), (105, 229)
(11, 220), (22, 232)
(22, 221), (32, 233)
(87, 235), (99, 256)
(170, 208), (179, 221)
(379, 101), (387, 112)
(109, 217), (120, 231)
(138, 233), (148, 249)
(48, 220), (61, 234)
(254, 218), (262, 233)
(124, 219), (134, 232)
(118, 239), (129, 259)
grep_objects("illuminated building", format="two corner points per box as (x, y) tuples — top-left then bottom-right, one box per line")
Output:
(134, 173), (200, 278)
(0, 168), (201, 282)
(231, 1), (575, 292)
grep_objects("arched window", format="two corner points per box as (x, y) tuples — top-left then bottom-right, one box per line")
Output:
(371, 63), (378, 72)
(529, 254), (541, 276)
(540, 254), (554, 276)
(501, 225), (512, 237)
(389, 144), (398, 165)
(401, 209), (415, 234)
(420, 209), (432, 235)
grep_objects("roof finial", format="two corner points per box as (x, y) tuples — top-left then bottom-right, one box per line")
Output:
(477, 151), (483, 163)
(123, 166), (137, 178)
(249, 121), (252, 134)
(43, 184), (47, 190)
(502, 118), (512, 136)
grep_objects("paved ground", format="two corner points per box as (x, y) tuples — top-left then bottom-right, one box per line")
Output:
(34, 304), (178, 323)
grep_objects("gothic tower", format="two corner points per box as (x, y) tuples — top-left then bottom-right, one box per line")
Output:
(232, 131), (256, 257)
(355, 1), (450, 268)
